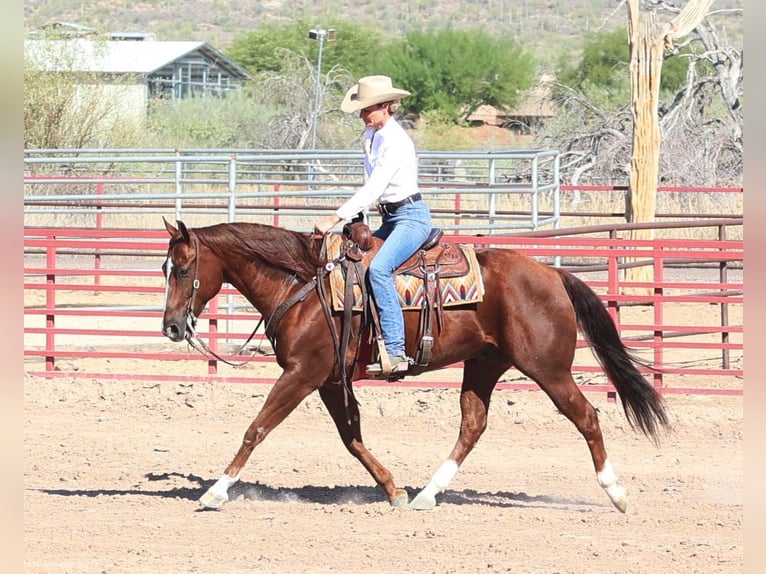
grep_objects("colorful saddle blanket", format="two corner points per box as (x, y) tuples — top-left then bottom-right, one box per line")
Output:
(325, 232), (485, 312)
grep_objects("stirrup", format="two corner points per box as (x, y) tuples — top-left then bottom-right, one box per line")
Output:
(366, 355), (410, 375)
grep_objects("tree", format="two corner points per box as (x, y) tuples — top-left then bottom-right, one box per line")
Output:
(227, 23), (537, 128)
(659, 11), (742, 145)
(376, 27), (536, 122)
(254, 49), (358, 150)
(558, 29), (631, 96)
(538, 1), (741, 190)
(557, 27), (710, 107)
(624, 0), (716, 289)
(24, 40), (144, 151)
(145, 91), (273, 149)
(225, 19), (384, 79)
(146, 49), (359, 151)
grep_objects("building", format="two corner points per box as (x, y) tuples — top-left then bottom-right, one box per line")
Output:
(467, 75), (556, 135)
(24, 37), (253, 121)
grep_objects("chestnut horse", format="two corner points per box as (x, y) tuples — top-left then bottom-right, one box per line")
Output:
(161, 219), (669, 512)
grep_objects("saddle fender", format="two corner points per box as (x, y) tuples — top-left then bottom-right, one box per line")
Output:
(337, 222), (478, 369)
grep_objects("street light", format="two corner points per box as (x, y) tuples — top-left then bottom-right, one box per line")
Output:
(308, 28), (335, 150)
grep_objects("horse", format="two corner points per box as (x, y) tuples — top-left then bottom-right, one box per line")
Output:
(160, 218), (669, 512)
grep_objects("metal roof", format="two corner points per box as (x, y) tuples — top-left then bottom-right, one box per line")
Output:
(24, 39), (252, 80)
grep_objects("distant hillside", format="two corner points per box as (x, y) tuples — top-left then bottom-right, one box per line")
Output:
(23, 0), (743, 71)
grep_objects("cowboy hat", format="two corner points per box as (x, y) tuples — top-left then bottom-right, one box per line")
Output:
(340, 75), (411, 113)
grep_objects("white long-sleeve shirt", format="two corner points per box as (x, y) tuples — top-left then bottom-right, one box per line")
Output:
(335, 118), (420, 221)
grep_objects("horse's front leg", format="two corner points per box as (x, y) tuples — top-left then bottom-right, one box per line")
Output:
(318, 384), (409, 507)
(200, 369), (317, 510)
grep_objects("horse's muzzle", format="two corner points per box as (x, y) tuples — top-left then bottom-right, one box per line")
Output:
(162, 320), (186, 342)
(162, 311), (197, 342)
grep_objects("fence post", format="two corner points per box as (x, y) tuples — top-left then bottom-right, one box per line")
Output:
(653, 248), (664, 392)
(208, 296), (218, 375)
(226, 156), (237, 342)
(607, 230), (620, 323)
(531, 155), (539, 230)
(45, 231), (56, 372)
(273, 183), (281, 228)
(453, 191), (462, 234)
(94, 182), (103, 293)
(227, 155), (237, 223)
(487, 158), (497, 234)
(606, 230), (619, 403)
(174, 150), (183, 220)
(719, 224), (731, 369)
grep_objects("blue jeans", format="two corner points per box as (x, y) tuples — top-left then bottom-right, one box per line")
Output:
(369, 199), (432, 357)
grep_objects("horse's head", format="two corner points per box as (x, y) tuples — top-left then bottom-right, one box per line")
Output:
(161, 218), (223, 342)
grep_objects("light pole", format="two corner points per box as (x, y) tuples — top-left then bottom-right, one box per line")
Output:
(308, 28), (335, 150)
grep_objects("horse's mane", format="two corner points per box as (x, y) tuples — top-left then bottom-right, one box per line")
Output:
(195, 222), (325, 282)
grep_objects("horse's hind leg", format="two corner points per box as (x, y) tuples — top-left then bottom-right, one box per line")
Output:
(536, 370), (628, 513)
(318, 384), (408, 507)
(410, 357), (506, 510)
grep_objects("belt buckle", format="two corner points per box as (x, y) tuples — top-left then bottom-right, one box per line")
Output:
(381, 202), (396, 216)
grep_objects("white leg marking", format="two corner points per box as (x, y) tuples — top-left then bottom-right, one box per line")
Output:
(199, 472), (240, 509)
(410, 460), (459, 510)
(597, 458), (628, 513)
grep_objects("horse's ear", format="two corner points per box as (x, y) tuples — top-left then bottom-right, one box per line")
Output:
(176, 220), (191, 244)
(163, 217), (178, 237)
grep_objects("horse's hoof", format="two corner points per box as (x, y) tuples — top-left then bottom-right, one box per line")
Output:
(390, 489), (409, 507)
(605, 484), (628, 513)
(199, 488), (228, 510)
(409, 491), (437, 510)
(611, 494), (628, 513)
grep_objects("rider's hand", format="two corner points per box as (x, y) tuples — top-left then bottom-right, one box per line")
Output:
(313, 214), (341, 235)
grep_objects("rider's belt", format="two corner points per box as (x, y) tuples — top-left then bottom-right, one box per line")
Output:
(378, 192), (423, 216)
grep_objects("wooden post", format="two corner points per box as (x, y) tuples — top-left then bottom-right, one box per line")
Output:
(623, 0), (714, 293)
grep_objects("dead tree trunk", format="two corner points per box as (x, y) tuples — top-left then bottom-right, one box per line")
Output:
(624, 0), (714, 291)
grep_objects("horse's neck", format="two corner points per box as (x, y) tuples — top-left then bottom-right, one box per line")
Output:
(223, 256), (305, 317)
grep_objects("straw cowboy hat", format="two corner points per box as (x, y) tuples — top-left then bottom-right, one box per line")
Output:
(340, 75), (411, 113)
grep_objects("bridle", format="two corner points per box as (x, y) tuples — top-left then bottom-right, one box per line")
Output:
(170, 227), (359, 418)
(182, 232), (202, 334)
(177, 231), (262, 367)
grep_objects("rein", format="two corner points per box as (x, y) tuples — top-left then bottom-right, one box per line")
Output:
(183, 232), (263, 367)
(185, 316), (265, 367)
(179, 228), (360, 421)
(315, 235), (361, 419)
(181, 232), (355, 388)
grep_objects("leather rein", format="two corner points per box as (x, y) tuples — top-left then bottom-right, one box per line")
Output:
(182, 232), (263, 367)
(181, 232), (355, 399)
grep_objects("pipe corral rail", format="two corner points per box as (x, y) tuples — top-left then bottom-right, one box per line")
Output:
(23, 220), (742, 397)
(24, 148), (563, 235)
(24, 150), (742, 396)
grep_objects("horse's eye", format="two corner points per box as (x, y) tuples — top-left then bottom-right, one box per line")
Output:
(176, 268), (191, 279)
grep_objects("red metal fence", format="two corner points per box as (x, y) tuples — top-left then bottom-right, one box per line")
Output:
(23, 222), (743, 397)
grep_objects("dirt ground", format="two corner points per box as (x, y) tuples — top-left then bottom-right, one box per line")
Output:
(23, 369), (742, 574)
(23, 259), (743, 573)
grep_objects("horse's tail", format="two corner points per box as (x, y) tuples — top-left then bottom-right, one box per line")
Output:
(557, 269), (670, 444)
